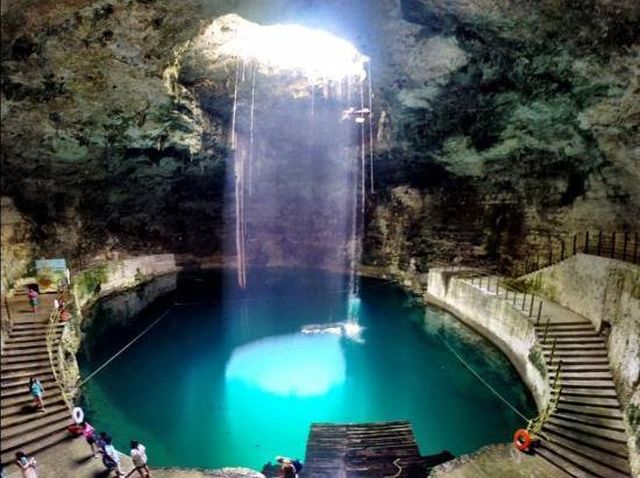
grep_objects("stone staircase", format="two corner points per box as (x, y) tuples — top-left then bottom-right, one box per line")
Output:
(534, 319), (631, 477)
(1, 294), (71, 466)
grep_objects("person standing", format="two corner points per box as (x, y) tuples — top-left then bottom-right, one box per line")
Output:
(15, 451), (38, 478)
(28, 377), (45, 412)
(27, 288), (39, 313)
(80, 421), (99, 457)
(102, 435), (124, 477)
(127, 440), (151, 477)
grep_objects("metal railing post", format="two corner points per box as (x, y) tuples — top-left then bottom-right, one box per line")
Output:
(572, 234), (577, 255)
(585, 231), (590, 254)
(529, 294), (535, 317)
(611, 232), (616, 259)
(597, 230), (603, 255)
(560, 240), (565, 261)
(536, 301), (543, 325)
(623, 232), (629, 261)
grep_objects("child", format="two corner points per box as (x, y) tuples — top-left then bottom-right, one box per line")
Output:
(15, 451), (38, 478)
(28, 377), (45, 412)
(128, 440), (151, 477)
(81, 421), (99, 457)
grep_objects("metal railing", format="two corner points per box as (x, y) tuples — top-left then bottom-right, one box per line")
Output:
(515, 230), (639, 276)
(45, 306), (73, 411)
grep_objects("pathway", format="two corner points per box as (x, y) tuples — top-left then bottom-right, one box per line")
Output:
(466, 276), (632, 477)
(1, 292), (70, 466)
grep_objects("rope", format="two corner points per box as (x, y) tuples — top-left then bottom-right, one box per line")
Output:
(388, 458), (402, 478)
(78, 279), (396, 386)
(436, 330), (530, 422)
(77, 307), (174, 388)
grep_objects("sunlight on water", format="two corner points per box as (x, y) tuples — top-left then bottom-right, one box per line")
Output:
(225, 333), (345, 397)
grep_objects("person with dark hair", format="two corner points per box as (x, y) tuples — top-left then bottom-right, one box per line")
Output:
(27, 288), (39, 313)
(15, 451), (38, 478)
(275, 456), (302, 478)
(102, 435), (124, 477)
(28, 377), (45, 411)
(80, 421), (98, 457)
(126, 440), (151, 477)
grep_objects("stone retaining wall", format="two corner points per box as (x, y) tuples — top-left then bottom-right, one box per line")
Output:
(425, 268), (550, 412)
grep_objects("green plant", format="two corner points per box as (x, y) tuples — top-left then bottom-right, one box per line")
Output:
(75, 264), (109, 299)
(528, 346), (547, 378)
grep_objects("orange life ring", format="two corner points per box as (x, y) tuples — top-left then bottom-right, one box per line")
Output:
(513, 428), (532, 452)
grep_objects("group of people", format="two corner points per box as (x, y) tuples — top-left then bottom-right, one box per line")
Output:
(13, 429), (150, 478)
(74, 421), (152, 477)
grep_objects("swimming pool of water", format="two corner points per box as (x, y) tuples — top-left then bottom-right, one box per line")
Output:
(78, 269), (535, 471)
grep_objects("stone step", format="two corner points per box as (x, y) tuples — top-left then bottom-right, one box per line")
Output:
(560, 379), (616, 389)
(546, 357), (610, 366)
(9, 329), (50, 337)
(538, 332), (606, 345)
(547, 417), (627, 444)
(559, 388), (619, 398)
(1, 388), (65, 409)
(542, 344), (607, 351)
(1, 359), (54, 373)
(537, 440), (629, 478)
(10, 322), (64, 330)
(6, 334), (50, 343)
(548, 364), (611, 372)
(1, 367), (55, 382)
(2, 408), (70, 442)
(1, 414), (70, 453)
(552, 412), (626, 432)
(542, 425), (629, 462)
(2, 352), (51, 364)
(1, 403), (68, 430)
(536, 330), (599, 338)
(555, 403), (624, 420)
(1, 377), (57, 399)
(2, 344), (50, 355)
(557, 371), (614, 380)
(535, 322), (593, 329)
(558, 395), (621, 409)
(535, 445), (596, 478)
(544, 350), (608, 357)
(3, 339), (59, 351)
(1, 395), (66, 418)
(0, 428), (70, 466)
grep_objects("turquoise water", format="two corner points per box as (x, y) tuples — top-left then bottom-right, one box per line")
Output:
(78, 269), (535, 471)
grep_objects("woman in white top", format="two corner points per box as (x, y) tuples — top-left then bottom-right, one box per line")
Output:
(127, 440), (151, 477)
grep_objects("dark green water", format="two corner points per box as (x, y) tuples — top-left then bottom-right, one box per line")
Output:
(78, 269), (535, 471)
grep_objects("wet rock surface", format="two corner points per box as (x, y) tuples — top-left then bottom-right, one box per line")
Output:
(1, 0), (639, 268)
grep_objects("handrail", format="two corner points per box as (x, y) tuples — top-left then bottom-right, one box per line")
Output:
(45, 305), (73, 411)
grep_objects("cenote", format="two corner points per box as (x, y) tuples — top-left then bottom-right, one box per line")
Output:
(78, 269), (535, 471)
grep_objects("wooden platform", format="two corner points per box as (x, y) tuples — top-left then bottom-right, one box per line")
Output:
(301, 420), (440, 477)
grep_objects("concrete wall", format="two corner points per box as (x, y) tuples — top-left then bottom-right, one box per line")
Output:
(73, 254), (178, 310)
(426, 268), (549, 412)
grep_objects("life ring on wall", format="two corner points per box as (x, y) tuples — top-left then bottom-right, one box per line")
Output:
(513, 428), (532, 452)
(72, 407), (84, 424)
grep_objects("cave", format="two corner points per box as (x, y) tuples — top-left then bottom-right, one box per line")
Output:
(1, 1), (639, 478)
